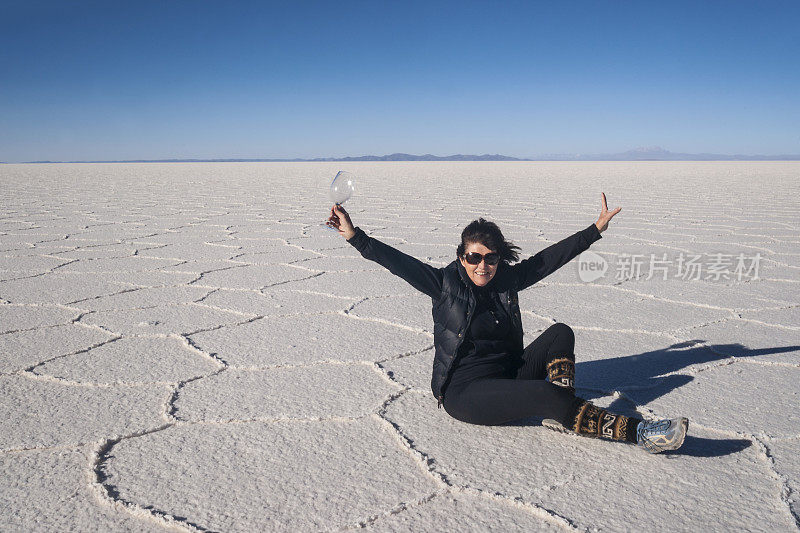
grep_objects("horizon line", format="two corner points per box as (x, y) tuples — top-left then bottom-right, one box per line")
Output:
(4, 148), (800, 164)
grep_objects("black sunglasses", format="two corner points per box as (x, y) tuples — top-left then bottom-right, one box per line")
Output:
(463, 251), (500, 265)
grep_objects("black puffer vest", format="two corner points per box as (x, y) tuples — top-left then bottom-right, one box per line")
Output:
(431, 259), (523, 406)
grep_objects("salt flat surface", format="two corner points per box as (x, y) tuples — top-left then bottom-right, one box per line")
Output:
(1, 161), (798, 532)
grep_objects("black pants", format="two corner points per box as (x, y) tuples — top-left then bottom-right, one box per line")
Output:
(442, 323), (580, 426)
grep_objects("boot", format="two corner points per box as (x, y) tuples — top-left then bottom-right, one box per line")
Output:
(546, 356), (575, 395)
(636, 417), (689, 453)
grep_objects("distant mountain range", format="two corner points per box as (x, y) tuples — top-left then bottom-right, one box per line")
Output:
(8, 146), (800, 163)
(530, 146), (800, 161)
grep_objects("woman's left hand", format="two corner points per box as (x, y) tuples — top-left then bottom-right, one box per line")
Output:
(595, 192), (621, 233)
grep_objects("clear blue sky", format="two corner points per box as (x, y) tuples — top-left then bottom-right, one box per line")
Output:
(2, 0), (798, 161)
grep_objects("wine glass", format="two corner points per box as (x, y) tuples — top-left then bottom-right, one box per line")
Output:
(330, 170), (354, 204)
(323, 171), (355, 232)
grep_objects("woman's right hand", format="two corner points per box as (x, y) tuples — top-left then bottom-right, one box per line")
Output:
(326, 204), (356, 240)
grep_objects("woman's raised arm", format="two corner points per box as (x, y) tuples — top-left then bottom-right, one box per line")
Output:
(511, 192), (620, 291)
(327, 204), (443, 299)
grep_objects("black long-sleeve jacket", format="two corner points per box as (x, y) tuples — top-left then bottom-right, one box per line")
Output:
(346, 223), (603, 407)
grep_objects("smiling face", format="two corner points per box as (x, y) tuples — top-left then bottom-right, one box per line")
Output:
(459, 241), (499, 287)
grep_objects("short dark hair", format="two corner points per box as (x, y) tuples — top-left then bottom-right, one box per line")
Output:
(457, 217), (521, 265)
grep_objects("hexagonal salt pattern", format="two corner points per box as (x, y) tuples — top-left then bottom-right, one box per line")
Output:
(0, 446), (165, 532)
(0, 272), (134, 304)
(0, 323), (115, 373)
(33, 336), (222, 385)
(380, 348), (436, 392)
(767, 438), (800, 522)
(101, 418), (440, 531)
(173, 363), (400, 422)
(69, 285), (212, 312)
(80, 303), (251, 335)
(0, 304), (81, 332)
(189, 312), (433, 367)
(1, 162), (799, 531)
(363, 490), (565, 532)
(0, 375), (169, 450)
(634, 362), (800, 437)
(199, 287), (355, 316)
(349, 294), (435, 332)
(384, 390), (796, 531)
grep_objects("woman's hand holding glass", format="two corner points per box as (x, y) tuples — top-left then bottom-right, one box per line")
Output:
(326, 204), (356, 240)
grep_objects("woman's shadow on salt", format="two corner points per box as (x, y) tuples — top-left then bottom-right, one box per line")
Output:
(524, 340), (798, 457)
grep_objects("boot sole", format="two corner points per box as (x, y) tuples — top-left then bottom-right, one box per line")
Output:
(541, 419), (570, 434)
(673, 417), (689, 450)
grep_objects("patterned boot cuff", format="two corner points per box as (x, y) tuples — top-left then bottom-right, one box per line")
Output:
(546, 356), (575, 393)
(569, 400), (630, 441)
